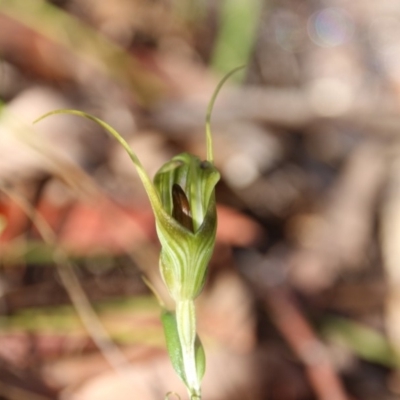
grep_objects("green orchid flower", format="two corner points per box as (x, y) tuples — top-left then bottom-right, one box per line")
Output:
(34, 66), (244, 400)
(154, 154), (219, 398)
(154, 153), (219, 301)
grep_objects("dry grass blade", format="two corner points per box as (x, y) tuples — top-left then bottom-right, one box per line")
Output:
(0, 184), (131, 374)
(0, 0), (164, 104)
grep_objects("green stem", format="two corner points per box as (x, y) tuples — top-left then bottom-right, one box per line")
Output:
(176, 300), (201, 399)
(205, 65), (245, 163)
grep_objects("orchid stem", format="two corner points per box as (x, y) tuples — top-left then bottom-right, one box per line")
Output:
(205, 65), (245, 163)
(176, 299), (201, 399)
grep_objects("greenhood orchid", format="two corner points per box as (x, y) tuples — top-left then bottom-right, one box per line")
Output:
(154, 153), (220, 301)
(34, 66), (244, 400)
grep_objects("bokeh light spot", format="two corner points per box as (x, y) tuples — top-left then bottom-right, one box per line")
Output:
(308, 7), (354, 47)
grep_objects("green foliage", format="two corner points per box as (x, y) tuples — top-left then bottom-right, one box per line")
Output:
(162, 310), (188, 386)
(322, 317), (400, 368)
(162, 309), (205, 387)
(211, 0), (262, 79)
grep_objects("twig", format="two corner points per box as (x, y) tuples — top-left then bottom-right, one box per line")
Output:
(265, 287), (350, 400)
(239, 254), (350, 400)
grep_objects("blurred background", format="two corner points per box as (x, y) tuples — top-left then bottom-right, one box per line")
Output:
(0, 0), (400, 399)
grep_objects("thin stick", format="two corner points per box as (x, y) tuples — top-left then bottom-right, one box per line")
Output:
(266, 287), (350, 400)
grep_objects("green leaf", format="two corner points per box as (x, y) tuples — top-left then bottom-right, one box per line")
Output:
(322, 317), (400, 368)
(161, 310), (187, 386)
(162, 308), (205, 389)
(195, 336), (206, 381)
